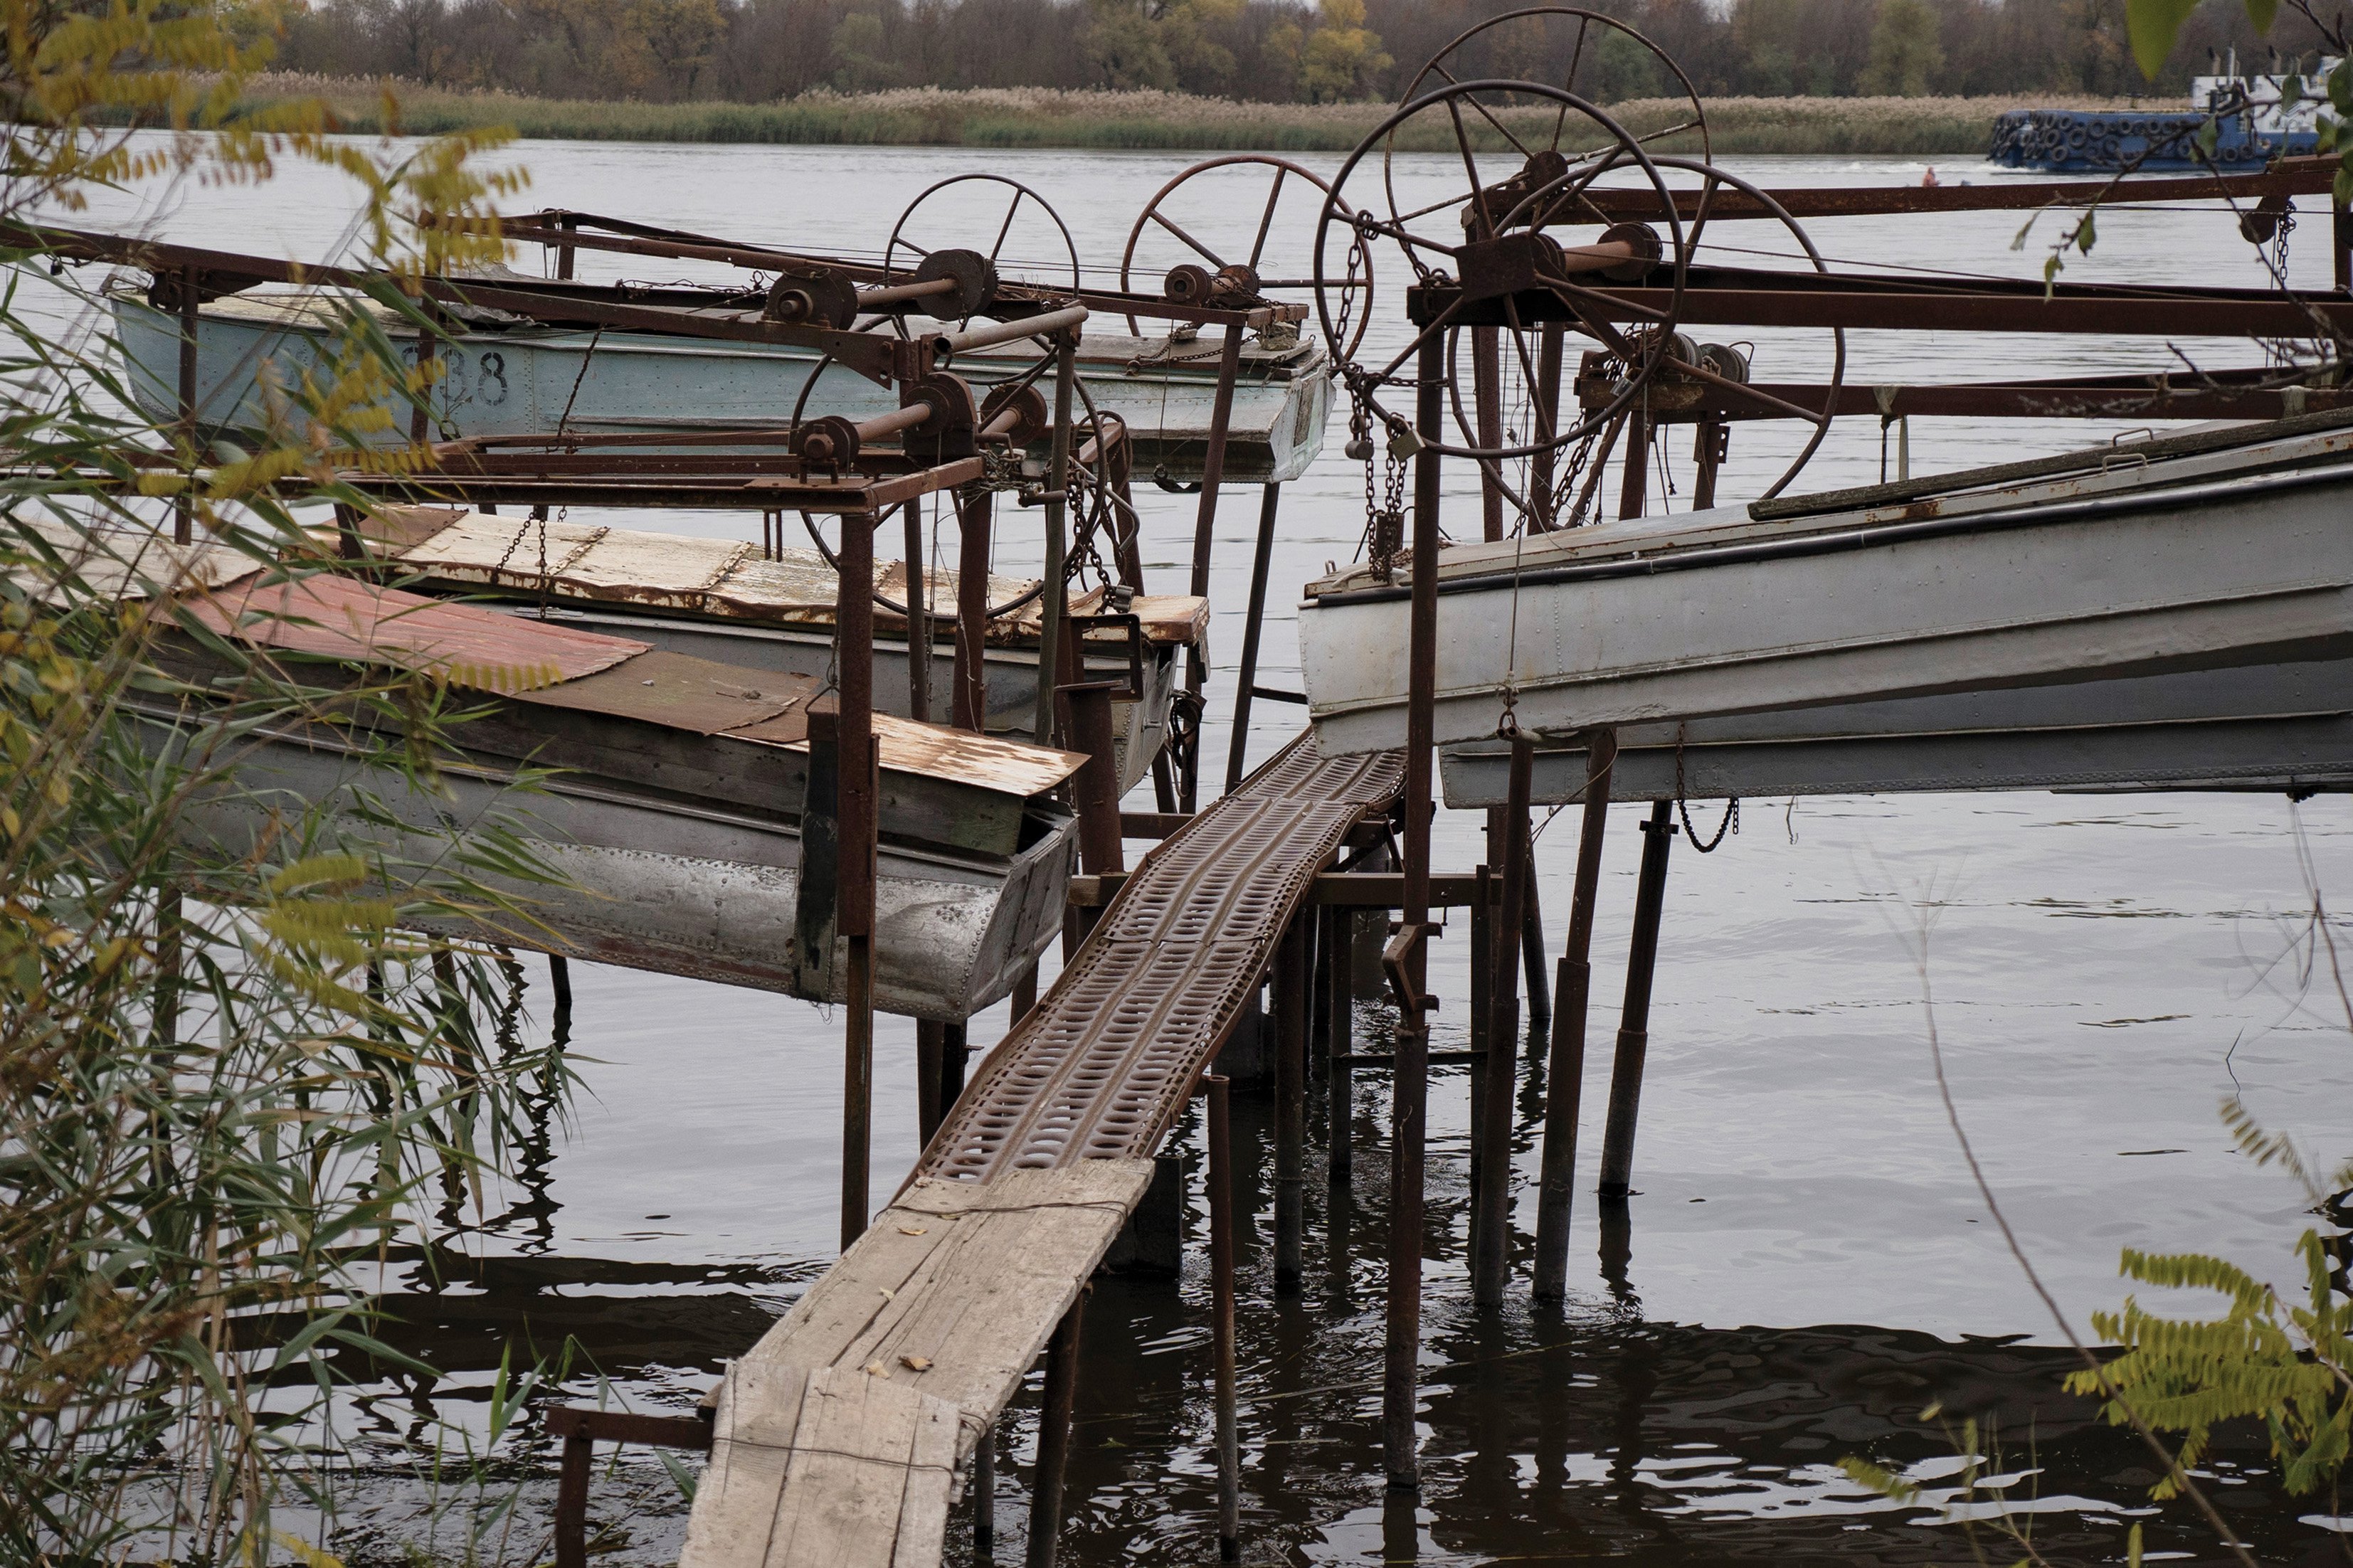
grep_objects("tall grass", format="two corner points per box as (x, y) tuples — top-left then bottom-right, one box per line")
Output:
(232, 75), (2147, 155)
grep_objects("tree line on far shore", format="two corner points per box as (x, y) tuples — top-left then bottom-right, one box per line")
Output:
(276, 0), (2340, 107)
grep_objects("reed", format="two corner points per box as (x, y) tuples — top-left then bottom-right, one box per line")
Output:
(233, 75), (2143, 155)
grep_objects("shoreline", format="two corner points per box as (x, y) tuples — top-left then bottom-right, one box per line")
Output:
(194, 80), (2150, 156)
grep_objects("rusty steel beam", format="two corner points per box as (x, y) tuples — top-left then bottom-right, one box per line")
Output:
(1563, 156), (2340, 223)
(1584, 378), (2353, 424)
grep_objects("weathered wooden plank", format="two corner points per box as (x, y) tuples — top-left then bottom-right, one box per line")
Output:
(682, 1165), (1151, 1568)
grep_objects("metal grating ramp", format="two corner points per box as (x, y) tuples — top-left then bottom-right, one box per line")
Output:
(919, 731), (1405, 1181)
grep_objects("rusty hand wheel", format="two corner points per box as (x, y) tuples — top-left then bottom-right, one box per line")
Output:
(1313, 78), (1688, 469)
(1118, 154), (1373, 359)
(882, 174), (1082, 339)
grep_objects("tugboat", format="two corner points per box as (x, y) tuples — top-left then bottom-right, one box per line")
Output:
(1990, 51), (2332, 173)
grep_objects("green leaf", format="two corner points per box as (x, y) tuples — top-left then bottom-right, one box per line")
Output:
(2336, 164), (2353, 211)
(2125, 0), (2203, 79)
(2335, 60), (2353, 115)
(2246, 0), (2278, 33)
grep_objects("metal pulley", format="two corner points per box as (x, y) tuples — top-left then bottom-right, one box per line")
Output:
(911, 248), (998, 318)
(899, 372), (978, 463)
(763, 267), (860, 329)
(980, 381), (1050, 446)
(791, 414), (862, 467)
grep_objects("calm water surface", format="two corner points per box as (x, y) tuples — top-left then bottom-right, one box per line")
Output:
(70, 142), (2353, 1564)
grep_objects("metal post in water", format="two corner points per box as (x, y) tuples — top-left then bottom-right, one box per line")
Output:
(1466, 862), (1492, 1222)
(1034, 332), (1079, 750)
(973, 1426), (995, 1559)
(1326, 906), (1353, 1185)
(1473, 740), (1533, 1308)
(1521, 857), (1551, 1035)
(1273, 914), (1308, 1289)
(1222, 483), (1282, 793)
(1182, 327), (1246, 813)
(954, 492), (992, 733)
(1385, 332), (1444, 1493)
(1534, 731), (1617, 1301)
(837, 509), (880, 1251)
(1598, 800), (1676, 1199)
(1027, 1288), (1089, 1568)
(1205, 1072), (1239, 1560)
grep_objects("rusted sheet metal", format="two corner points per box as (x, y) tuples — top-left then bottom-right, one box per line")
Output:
(921, 731), (1403, 1182)
(1567, 155), (2339, 222)
(519, 649), (809, 735)
(189, 573), (647, 686)
(726, 704), (1087, 800)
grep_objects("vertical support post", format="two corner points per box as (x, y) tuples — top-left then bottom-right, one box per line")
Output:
(1273, 914), (1308, 1289)
(175, 267), (199, 545)
(1535, 731), (1616, 1301)
(1035, 334), (1079, 749)
(1385, 332), (1444, 1493)
(556, 212), (578, 281)
(410, 299), (438, 447)
(1473, 740), (1533, 1308)
(916, 1023), (945, 1148)
(548, 953), (573, 1020)
(954, 492), (992, 733)
(1011, 964), (1038, 1024)
(1325, 905), (1353, 1185)
(1598, 800), (1676, 1199)
(1027, 1288), (1089, 1568)
(1205, 1073), (1239, 1562)
(903, 497), (931, 724)
(1521, 857), (1550, 1036)
(973, 1426), (995, 1559)
(1183, 327), (1247, 813)
(1530, 323), (1565, 530)
(2334, 188), (2349, 292)
(1466, 861), (1491, 1212)
(939, 1022), (968, 1118)
(1471, 327), (1504, 542)
(1222, 483), (1283, 793)
(554, 1428), (593, 1568)
(154, 889), (181, 1052)
(1895, 414), (1910, 483)
(837, 509), (880, 1251)
(1691, 420), (1727, 512)
(1617, 407), (1649, 520)
(1062, 682), (1126, 877)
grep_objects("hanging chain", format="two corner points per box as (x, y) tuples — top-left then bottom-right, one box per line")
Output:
(1673, 729), (1738, 852)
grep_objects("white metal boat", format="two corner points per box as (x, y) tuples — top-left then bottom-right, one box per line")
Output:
(1299, 418), (2353, 764)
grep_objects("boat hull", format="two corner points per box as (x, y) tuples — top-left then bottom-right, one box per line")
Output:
(154, 713), (1077, 1022)
(111, 294), (1330, 484)
(1301, 446), (2353, 761)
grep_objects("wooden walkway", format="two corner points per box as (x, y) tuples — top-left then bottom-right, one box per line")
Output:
(678, 734), (1403, 1568)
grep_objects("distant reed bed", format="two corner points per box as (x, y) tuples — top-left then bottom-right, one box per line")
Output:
(216, 76), (2141, 155)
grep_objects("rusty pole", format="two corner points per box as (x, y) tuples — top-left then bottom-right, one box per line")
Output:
(1034, 332), (1078, 749)
(1534, 731), (1617, 1301)
(973, 1427), (995, 1557)
(1471, 326), (1504, 542)
(1326, 905), (1353, 1185)
(1692, 420), (1728, 511)
(837, 509), (879, 1251)
(1530, 323), (1565, 530)
(1385, 332), (1444, 1493)
(174, 267), (199, 546)
(1222, 482), (1283, 794)
(1598, 800), (1676, 1199)
(1205, 1072), (1239, 1561)
(906, 497), (950, 1145)
(953, 492), (992, 733)
(1473, 739), (1533, 1307)
(1062, 682), (1126, 878)
(1027, 1288), (1089, 1568)
(1273, 913), (1308, 1289)
(1617, 407), (1649, 520)
(1183, 327), (1246, 812)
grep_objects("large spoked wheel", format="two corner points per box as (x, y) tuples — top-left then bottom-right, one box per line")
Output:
(881, 174), (1082, 337)
(1118, 154), (1373, 359)
(1313, 78), (1688, 470)
(1397, 6), (1711, 174)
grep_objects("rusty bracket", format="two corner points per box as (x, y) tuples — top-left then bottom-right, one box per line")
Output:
(1381, 920), (1442, 1022)
(1067, 613), (1144, 701)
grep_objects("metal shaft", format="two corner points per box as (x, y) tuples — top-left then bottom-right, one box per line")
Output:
(1598, 800), (1676, 1198)
(1223, 482), (1282, 793)
(1473, 741), (1533, 1307)
(1033, 333), (1078, 748)
(1206, 1074), (1239, 1560)
(1026, 1290), (1088, 1568)
(1385, 332), (1444, 1493)
(1534, 731), (1616, 1301)
(1273, 915), (1308, 1289)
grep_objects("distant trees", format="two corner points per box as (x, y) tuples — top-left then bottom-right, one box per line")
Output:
(270, 0), (2344, 105)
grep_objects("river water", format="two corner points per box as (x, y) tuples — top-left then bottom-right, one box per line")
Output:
(65, 140), (2353, 1564)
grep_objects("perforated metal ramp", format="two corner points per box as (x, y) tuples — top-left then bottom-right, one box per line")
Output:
(922, 731), (1405, 1181)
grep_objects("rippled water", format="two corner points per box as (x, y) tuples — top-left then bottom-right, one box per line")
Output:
(62, 140), (2353, 1564)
